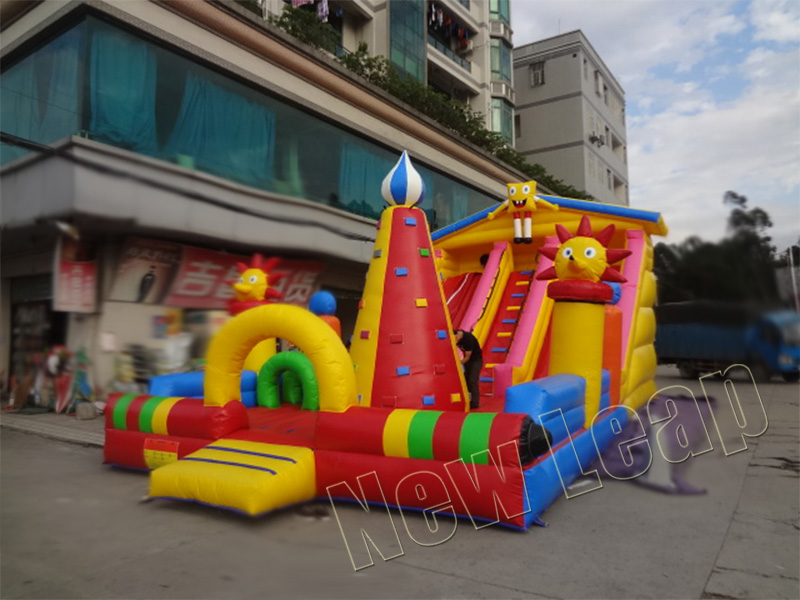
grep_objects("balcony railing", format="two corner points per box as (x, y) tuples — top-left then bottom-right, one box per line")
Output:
(427, 35), (471, 72)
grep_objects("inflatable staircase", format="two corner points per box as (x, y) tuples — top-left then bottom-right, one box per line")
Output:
(478, 270), (535, 399)
(149, 438), (316, 515)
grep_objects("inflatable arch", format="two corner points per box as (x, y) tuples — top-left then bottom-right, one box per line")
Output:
(204, 304), (356, 412)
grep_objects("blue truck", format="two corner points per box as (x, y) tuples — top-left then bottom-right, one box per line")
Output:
(655, 302), (800, 382)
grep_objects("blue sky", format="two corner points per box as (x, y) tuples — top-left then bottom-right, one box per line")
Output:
(511, 0), (800, 252)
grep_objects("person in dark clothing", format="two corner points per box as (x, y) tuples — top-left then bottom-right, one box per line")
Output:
(454, 329), (483, 410)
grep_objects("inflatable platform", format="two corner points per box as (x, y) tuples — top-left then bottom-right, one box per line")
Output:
(104, 152), (667, 529)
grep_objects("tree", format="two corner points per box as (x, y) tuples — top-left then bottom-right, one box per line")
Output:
(654, 192), (780, 305)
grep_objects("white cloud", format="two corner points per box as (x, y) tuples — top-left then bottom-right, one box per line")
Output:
(510, 0), (800, 250)
(749, 0), (800, 43)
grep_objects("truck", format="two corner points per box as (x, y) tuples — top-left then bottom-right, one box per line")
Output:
(654, 301), (800, 382)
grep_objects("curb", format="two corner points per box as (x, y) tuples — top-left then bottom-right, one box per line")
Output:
(0, 416), (104, 448)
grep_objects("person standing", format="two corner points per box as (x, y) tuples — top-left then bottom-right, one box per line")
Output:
(454, 329), (483, 410)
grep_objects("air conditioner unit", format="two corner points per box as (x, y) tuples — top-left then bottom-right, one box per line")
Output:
(490, 81), (515, 103)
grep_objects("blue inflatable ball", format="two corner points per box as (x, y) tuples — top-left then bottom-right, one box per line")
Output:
(309, 290), (337, 316)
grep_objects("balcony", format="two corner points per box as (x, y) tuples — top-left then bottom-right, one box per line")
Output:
(427, 35), (471, 72)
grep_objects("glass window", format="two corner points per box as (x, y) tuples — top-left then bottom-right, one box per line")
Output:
(490, 39), (511, 83)
(489, 0), (510, 24)
(389, 0), (426, 82)
(0, 21), (85, 164)
(1, 15), (497, 229)
(491, 98), (513, 144)
(530, 61), (545, 87)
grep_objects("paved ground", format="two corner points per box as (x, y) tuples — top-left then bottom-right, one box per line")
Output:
(1, 366), (797, 599)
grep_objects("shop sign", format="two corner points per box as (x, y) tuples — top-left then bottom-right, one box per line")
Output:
(108, 238), (182, 304)
(109, 237), (323, 309)
(53, 237), (98, 313)
(163, 245), (323, 309)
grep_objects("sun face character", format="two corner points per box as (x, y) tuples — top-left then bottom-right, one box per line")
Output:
(487, 180), (558, 244)
(537, 216), (631, 283)
(226, 254), (285, 303)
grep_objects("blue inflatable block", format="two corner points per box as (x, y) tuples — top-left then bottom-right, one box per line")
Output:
(606, 282), (622, 305)
(540, 405), (585, 445)
(601, 369), (610, 393)
(523, 406), (628, 526)
(240, 391), (257, 408)
(149, 370), (257, 399)
(599, 391), (611, 412)
(505, 374), (585, 423)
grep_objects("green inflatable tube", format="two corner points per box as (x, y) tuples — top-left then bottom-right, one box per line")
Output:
(257, 352), (320, 411)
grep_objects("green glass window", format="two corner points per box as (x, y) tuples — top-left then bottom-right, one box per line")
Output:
(492, 98), (513, 145)
(490, 39), (511, 82)
(0, 15), (496, 229)
(489, 0), (510, 24)
(389, 0), (426, 82)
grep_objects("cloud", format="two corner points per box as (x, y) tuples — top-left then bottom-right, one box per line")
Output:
(510, 0), (800, 250)
(749, 0), (800, 43)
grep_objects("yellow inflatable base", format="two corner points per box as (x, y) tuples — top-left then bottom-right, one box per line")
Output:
(149, 439), (316, 516)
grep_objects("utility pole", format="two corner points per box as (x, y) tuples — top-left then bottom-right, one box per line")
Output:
(788, 248), (800, 313)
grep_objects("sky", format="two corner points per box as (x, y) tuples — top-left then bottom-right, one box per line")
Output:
(511, 0), (800, 252)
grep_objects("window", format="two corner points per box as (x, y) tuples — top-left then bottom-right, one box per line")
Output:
(604, 125), (610, 146)
(583, 58), (588, 79)
(530, 61), (545, 87)
(514, 114), (520, 139)
(489, 0), (510, 24)
(603, 83), (609, 105)
(491, 98), (513, 144)
(490, 39), (512, 82)
(0, 15), (499, 227)
(389, 0), (426, 82)
(606, 169), (613, 190)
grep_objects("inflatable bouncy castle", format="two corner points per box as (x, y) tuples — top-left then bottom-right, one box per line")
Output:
(103, 152), (667, 529)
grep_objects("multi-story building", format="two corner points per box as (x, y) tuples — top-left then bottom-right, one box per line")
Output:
(0, 0), (522, 393)
(514, 30), (628, 205)
(259, 0), (516, 143)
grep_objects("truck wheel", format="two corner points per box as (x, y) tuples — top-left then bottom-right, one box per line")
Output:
(677, 362), (698, 379)
(781, 371), (800, 383)
(749, 361), (771, 383)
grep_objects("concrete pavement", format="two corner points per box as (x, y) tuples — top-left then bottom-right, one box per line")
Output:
(1, 367), (797, 599)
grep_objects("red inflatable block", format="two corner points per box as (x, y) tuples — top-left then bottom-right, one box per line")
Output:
(165, 398), (248, 439)
(317, 408), (390, 455)
(104, 429), (210, 470)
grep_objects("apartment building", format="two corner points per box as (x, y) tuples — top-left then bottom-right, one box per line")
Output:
(514, 30), (628, 205)
(0, 0), (522, 392)
(258, 0), (515, 143)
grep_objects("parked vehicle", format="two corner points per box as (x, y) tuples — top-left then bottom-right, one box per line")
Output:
(655, 302), (800, 382)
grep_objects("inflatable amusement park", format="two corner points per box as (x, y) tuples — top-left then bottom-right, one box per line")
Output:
(103, 151), (668, 529)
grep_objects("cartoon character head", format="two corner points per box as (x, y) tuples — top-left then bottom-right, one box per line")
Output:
(506, 181), (536, 211)
(227, 254), (285, 302)
(537, 216), (631, 283)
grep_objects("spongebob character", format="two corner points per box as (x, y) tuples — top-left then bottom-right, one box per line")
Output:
(487, 180), (558, 244)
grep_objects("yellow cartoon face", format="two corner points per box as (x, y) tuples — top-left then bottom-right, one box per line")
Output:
(553, 236), (608, 282)
(506, 181), (536, 211)
(233, 268), (269, 301)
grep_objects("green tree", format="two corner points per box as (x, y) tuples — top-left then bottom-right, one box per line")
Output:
(654, 192), (780, 304)
(270, 9), (590, 200)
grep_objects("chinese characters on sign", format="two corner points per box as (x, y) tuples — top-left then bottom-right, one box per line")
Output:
(53, 237), (98, 313)
(110, 237), (323, 309)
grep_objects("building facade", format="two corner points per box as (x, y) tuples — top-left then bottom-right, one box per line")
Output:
(0, 0), (524, 398)
(514, 30), (628, 205)
(260, 0), (516, 143)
